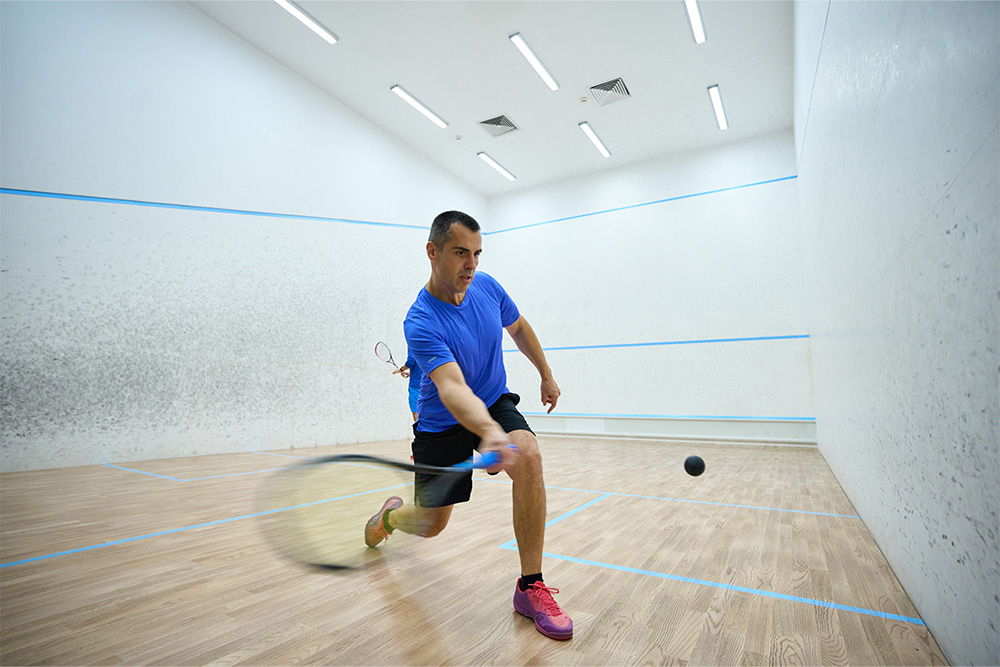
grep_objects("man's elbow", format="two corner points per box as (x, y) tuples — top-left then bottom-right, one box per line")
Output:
(506, 316), (525, 337)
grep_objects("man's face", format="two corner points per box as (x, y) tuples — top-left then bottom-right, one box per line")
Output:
(430, 223), (482, 294)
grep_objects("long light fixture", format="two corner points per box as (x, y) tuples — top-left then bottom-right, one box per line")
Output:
(579, 122), (611, 158)
(708, 85), (728, 130)
(390, 85), (448, 129)
(273, 0), (338, 44)
(509, 32), (559, 91)
(683, 0), (707, 44)
(477, 152), (516, 181)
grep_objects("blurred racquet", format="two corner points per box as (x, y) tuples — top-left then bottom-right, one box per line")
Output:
(257, 449), (508, 572)
(374, 341), (399, 370)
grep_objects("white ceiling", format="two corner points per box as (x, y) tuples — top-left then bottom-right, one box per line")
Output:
(189, 1), (793, 197)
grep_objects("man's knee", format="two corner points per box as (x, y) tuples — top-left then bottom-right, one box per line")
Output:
(506, 431), (542, 477)
(416, 506), (452, 537)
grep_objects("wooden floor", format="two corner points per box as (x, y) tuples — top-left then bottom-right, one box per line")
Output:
(1, 437), (948, 666)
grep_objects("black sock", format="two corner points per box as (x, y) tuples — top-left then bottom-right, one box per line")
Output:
(383, 509), (394, 533)
(519, 573), (543, 591)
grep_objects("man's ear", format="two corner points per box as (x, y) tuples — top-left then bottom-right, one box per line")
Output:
(426, 241), (437, 261)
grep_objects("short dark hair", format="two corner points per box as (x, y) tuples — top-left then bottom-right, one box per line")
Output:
(429, 211), (480, 249)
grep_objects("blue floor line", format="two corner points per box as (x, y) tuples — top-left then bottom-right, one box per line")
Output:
(481, 478), (858, 519)
(496, 494), (917, 626)
(0, 481), (412, 569)
(497, 543), (924, 626)
(103, 462), (289, 481)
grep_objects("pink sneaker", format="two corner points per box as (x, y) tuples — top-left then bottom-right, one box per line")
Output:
(365, 496), (403, 547)
(513, 581), (573, 639)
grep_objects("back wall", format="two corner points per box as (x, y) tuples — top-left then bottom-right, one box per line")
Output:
(485, 131), (815, 445)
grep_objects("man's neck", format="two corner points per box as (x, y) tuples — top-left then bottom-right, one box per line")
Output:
(425, 277), (466, 306)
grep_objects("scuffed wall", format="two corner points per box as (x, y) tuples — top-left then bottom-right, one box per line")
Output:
(795, 1), (999, 664)
(0, 1), (484, 470)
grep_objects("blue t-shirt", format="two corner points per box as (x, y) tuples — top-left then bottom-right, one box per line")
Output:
(404, 272), (520, 432)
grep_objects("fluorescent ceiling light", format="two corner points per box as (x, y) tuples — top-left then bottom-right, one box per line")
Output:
(509, 33), (559, 91)
(477, 152), (516, 181)
(390, 85), (448, 129)
(684, 0), (707, 44)
(708, 85), (728, 130)
(579, 122), (611, 158)
(273, 0), (337, 44)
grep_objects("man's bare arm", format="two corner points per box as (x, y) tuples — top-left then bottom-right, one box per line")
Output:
(428, 361), (515, 466)
(505, 316), (561, 413)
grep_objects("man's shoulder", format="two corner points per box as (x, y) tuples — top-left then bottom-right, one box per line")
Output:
(405, 290), (440, 332)
(471, 271), (507, 297)
(406, 286), (432, 315)
(474, 271), (500, 288)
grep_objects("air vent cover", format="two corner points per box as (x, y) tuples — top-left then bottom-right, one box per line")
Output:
(590, 78), (630, 106)
(479, 115), (518, 137)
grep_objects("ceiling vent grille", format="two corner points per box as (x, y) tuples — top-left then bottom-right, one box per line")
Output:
(590, 78), (630, 106)
(479, 115), (518, 137)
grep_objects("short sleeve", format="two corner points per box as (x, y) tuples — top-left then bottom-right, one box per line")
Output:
(404, 314), (454, 377)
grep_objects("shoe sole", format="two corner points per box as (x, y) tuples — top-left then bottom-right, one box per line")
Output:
(365, 497), (402, 547)
(513, 600), (573, 640)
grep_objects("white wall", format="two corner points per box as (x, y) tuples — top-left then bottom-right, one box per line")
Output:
(794, 1), (999, 664)
(486, 131), (815, 444)
(0, 1), (485, 471)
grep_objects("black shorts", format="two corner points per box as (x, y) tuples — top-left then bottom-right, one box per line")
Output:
(411, 392), (533, 507)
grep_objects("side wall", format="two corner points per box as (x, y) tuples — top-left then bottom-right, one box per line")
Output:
(486, 131), (816, 444)
(0, 1), (485, 471)
(794, 1), (999, 664)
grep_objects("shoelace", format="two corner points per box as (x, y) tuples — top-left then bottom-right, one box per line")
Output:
(528, 583), (563, 614)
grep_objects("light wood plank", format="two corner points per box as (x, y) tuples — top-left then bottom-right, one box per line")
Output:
(1, 437), (950, 665)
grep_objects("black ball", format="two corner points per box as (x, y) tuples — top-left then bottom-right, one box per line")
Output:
(684, 455), (705, 477)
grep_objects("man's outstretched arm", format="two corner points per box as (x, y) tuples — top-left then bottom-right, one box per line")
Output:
(505, 316), (561, 413)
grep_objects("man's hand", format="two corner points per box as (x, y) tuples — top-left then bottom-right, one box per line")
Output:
(541, 376), (561, 413)
(505, 316), (560, 414)
(393, 366), (411, 379)
(430, 362), (519, 473)
(478, 425), (518, 473)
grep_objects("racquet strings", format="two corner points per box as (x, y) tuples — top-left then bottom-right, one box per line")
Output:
(258, 458), (414, 570)
(257, 456), (465, 571)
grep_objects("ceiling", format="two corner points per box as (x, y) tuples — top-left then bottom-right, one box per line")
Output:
(189, 1), (793, 197)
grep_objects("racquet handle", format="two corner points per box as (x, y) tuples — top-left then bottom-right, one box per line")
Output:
(460, 445), (518, 469)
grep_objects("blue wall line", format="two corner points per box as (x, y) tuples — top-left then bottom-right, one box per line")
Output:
(0, 187), (428, 231)
(3, 176), (797, 236)
(485, 175), (799, 235)
(502, 334), (810, 354)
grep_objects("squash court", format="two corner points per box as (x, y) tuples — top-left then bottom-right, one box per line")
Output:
(1, 1), (996, 665)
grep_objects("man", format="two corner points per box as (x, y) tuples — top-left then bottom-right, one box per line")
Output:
(365, 210), (572, 640)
